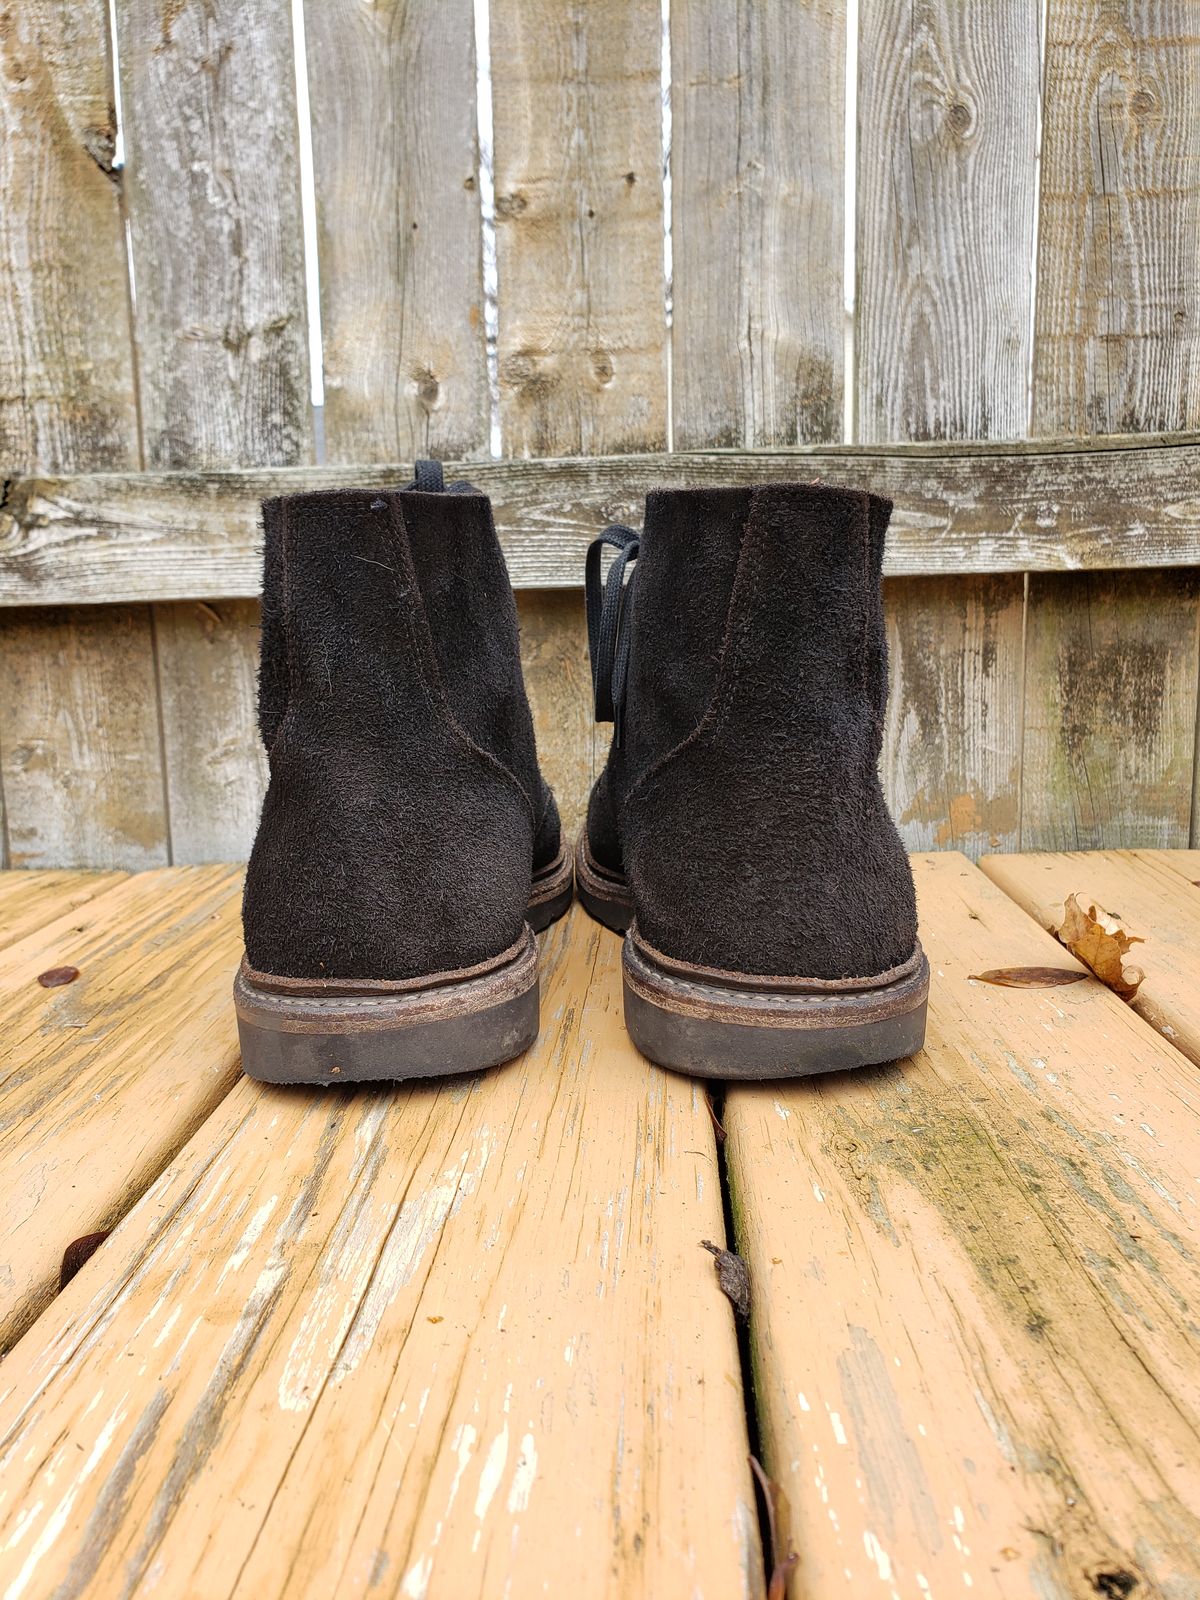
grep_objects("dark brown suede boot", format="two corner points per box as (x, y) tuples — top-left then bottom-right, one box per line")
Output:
(575, 482), (928, 1079)
(235, 462), (572, 1084)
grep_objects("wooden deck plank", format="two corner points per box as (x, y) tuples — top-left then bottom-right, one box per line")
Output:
(1152, 848), (1200, 887)
(0, 866), (243, 1350)
(0, 870), (127, 951)
(980, 848), (1200, 1070)
(725, 853), (1200, 1598)
(0, 909), (760, 1599)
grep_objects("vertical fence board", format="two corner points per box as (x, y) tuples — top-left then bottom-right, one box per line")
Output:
(883, 574), (1026, 856)
(0, 607), (167, 868)
(0, 1), (137, 470)
(1021, 570), (1200, 849)
(0, 1), (168, 871)
(517, 590), (592, 844)
(304, 0), (487, 464)
(1033, 2), (1200, 435)
(114, 0), (311, 862)
(490, 0), (666, 457)
(670, 0), (846, 447)
(115, 0), (311, 469)
(153, 600), (266, 863)
(856, 0), (1040, 443)
(1027, 0), (1200, 850)
(856, 0), (1040, 857)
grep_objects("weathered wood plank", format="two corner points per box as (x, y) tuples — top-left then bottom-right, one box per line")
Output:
(981, 847), (1200, 1069)
(490, 0), (666, 455)
(4, 434), (1200, 603)
(1156, 848), (1200, 884)
(0, 869), (126, 950)
(114, 0), (312, 469)
(0, 0), (138, 472)
(1021, 569), (1200, 850)
(0, 606), (169, 868)
(517, 589), (592, 845)
(0, 866), (243, 1349)
(0, 909), (761, 1596)
(304, 0), (487, 463)
(855, 0), (1041, 443)
(153, 600), (267, 864)
(725, 852), (1200, 1597)
(882, 575), (1024, 857)
(1026, 4), (1200, 858)
(1032, 0), (1200, 436)
(670, 0), (845, 447)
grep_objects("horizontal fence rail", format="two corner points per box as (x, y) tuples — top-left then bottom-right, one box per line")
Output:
(3, 434), (1199, 604)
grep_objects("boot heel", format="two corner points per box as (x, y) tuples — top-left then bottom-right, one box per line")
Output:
(234, 929), (540, 1085)
(622, 928), (929, 1081)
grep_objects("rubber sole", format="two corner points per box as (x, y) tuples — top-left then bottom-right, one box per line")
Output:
(573, 832), (634, 933)
(574, 832), (928, 1079)
(236, 844), (574, 1085)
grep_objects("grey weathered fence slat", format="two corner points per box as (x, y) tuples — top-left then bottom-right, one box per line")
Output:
(1026, 0), (1200, 851)
(3, 435), (1199, 605)
(1032, 1), (1200, 436)
(1021, 570), (1200, 850)
(0, 1), (167, 872)
(113, 0), (313, 863)
(490, 0), (667, 456)
(304, 0), (488, 464)
(490, 0), (667, 830)
(115, 0), (312, 470)
(152, 601), (267, 867)
(855, 0), (1041, 444)
(855, 0), (1043, 857)
(0, 1), (138, 472)
(670, 0), (846, 447)
(0, 607), (168, 869)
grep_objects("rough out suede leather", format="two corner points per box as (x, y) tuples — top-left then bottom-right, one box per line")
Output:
(244, 485), (561, 981)
(588, 482), (917, 979)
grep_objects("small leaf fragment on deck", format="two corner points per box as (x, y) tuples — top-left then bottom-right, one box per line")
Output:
(700, 1239), (750, 1319)
(969, 967), (1089, 989)
(1054, 893), (1146, 1002)
(37, 965), (80, 988)
(966, 960), (1088, 985)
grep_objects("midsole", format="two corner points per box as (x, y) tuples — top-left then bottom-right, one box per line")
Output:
(235, 924), (539, 1036)
(624, 925), (930, 1031)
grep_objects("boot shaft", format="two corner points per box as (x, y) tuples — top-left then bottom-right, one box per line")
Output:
(620, 482), (891, 783)
(244, 478), (558, 983)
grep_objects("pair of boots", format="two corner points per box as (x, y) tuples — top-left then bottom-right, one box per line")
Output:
(234, 463), (928, 1084)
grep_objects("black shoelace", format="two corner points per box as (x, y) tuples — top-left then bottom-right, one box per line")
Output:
(585, 523), (641, 744)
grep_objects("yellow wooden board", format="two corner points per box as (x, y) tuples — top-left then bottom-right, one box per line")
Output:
(981, 848), (1200, 1069)
(0, 866), (243, 1348)
(0, 910), (760, 1599)
(0, 869), (126, 950)
(725, 854), (1200, 1597)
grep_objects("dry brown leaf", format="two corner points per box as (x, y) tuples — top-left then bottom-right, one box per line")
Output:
(1054, 893), (1145, 1002)
(970, 967), (1089, 989)
(748, 1455), (799, 1600)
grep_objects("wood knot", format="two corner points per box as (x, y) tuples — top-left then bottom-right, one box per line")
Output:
(414, 367), (440, 409)
(946, 100), (973, 136)
(496, 191), (527, 219)
(589, 348), (614, 386)
(1130, 87), (1156, 115)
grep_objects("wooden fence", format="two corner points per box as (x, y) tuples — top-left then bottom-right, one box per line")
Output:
(1, 0), (1198, 869)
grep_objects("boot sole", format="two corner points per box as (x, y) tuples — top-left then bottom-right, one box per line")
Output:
(235, 845), (574, 1085)
(574, 833), (927, 1077)
(624, 928), (929, 1080)
(573, 832), (635, 932)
